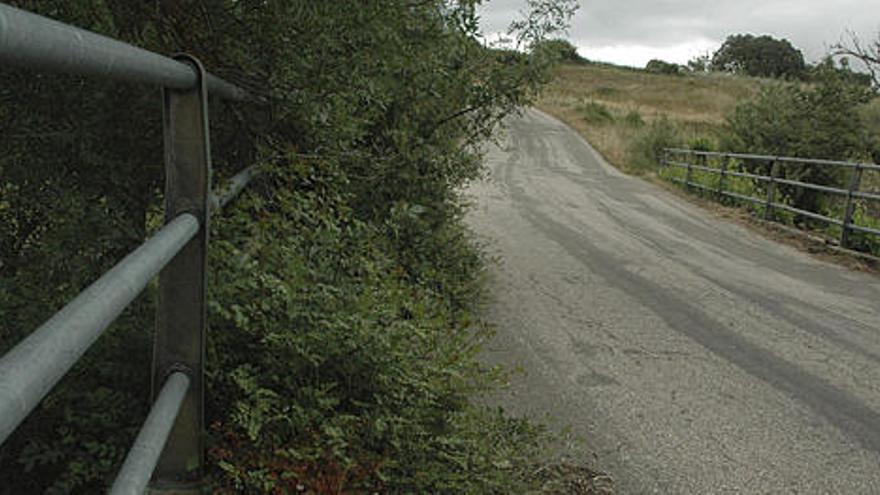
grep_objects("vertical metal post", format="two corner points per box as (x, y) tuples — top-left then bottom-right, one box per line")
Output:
(151, 54), (211, 493)
(685, 153), (694, 190)
(840, 164), (864, 248)
(765, 159), (780, 220)
(698, 154), (708, 195)
(717, 155), (729, 200)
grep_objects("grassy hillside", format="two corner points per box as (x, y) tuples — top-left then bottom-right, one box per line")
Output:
(537, 62), (880, 259)
(538, 62), (880, 174)
(536, 62), (765, 175)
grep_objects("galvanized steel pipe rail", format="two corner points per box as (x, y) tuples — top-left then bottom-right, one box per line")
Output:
(0, 213), (199, 444)
(665, 147), (880, 172)
(662, 148), (880, 253)
(0, 4), (252, 101)
(0, 3), (264, 493)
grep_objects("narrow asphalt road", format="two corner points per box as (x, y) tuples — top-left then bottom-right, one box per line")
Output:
(466, 109), (880, 494)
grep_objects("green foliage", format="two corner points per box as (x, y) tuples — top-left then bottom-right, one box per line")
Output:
(0, 0), (576, 492)
(848, 202), (880, 256)
(630, 115), (681, 171)
(511, 0), (580, 52)
(203, 163), (549, 492)
(832, 31), (880, 90)
(807, 57), (874, 89)
(726, 64), (874, 213)
(687, 136), (715, 152)
(687, 53), (712, 73)
(578, 101), (614, 124)
(711, 34), (806, 79)
(623, 109), (645, 127)
(590, 86), (622, 98)
(533, 38), (583, 63)
(645, 59), (683, 75)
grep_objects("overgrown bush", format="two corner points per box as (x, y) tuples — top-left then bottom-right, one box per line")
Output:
(630, 115), (680, 171)
(688, 136), (715, 152)
(579, 101), (614, 124)
(725, 64), (875, 214)
(0, 0), (577, 492)
(645, 59), (683, 75)
(533, 38), (584, 63)
(623, 110), (645, 127)
(203, 163), (549, 492)
(711, 34), (806, 79)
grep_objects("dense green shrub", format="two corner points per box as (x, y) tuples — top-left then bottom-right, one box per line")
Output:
(806, 57), (874, 89)
(711, 34), (806, 79)
(203, 163), (548, 492)
(533, 38), (584, 63)
(687, 53), (712, 73)
(623, 109), (645, 127)
(725, 64), (875, 214)
(645, 59), (683, 75)
(630, 115), (681, 171)
(579, 101), (614, 124)
(0, 0), (577, 492)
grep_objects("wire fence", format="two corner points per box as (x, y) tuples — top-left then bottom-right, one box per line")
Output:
(0, 4), (265, 493)
(662, 148), (880, 255)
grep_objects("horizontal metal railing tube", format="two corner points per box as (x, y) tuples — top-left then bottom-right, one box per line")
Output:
(669, 149), (880, 254)
(772, 177), (849, 196)
(109, 372), (191, 495)
(723, 169), (772, 182)
(771, 203), (843, 226)
(669, 177), (713, 192)
(686, 164), (718, 174)
(205, 73), (252, 102)
(849, 224), (880, 236)
(212, 165), (262, 210)
(666, 161), (716, 174)
(0, 4), (248, 101)
(683, 181), (713, 192)
(667, 161), (771, 182)
(773, 155), (880, 171)
(720, 190), (765, 205)
(666, 148), (880, 171)
(0, 213), (199, 445)
(852, 190), (880, 202)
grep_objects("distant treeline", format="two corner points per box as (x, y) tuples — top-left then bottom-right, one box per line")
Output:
(539, 34), (877, 89)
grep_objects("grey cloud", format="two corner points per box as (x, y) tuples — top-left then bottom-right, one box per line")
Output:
(479, 0), (879, 63)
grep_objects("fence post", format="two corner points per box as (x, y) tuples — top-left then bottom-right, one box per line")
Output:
(717, 155), (729, 201)
(840, 164), (864, 248)
(698, 153), (709, 195)
(150, 55), (211, 493)
(765, 159), (780, 220)
(685, 153), (694, 190)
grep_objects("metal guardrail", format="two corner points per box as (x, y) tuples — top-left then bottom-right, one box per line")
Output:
(662, 148), (880, 251)
(0, 4), (253, 101)
(0, 4), (264, 493)
(665, 148), (880, 172)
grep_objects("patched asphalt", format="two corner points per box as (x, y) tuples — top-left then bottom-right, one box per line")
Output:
(467, 109), (880, 494)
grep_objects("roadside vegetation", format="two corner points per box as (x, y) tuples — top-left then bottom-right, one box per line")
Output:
(0, 1), (590, 493)
(537, 37), (880, 257)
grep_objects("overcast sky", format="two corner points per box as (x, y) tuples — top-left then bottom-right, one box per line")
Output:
(478, 0), (879, 68)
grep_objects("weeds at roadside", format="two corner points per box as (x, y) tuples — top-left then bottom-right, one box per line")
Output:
(578, 101), (615, 125)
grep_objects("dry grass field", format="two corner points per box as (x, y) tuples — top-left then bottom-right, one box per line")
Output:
(535, 62), (764, 175)
(537, 62), (880, 177)
(535, 61), (880, 261)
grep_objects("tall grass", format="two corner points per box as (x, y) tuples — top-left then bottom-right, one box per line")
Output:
(537, 62), (880, 255)
(537, 62), (756, 175)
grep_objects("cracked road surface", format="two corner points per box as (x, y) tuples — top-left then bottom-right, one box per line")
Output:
(466, 109), (880, 493)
